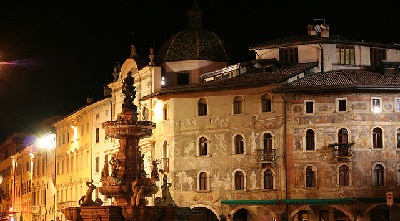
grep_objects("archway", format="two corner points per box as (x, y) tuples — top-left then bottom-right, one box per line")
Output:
(188, 206), (219, 221)
(233, 208), (252, 221)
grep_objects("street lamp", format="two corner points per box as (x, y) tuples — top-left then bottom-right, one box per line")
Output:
(36, 133), (56, 221)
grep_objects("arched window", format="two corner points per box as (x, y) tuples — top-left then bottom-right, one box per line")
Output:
(338, 128), (349, 156)
(234, 171), (245, 190)
(373, 164), (384, 186)
(142, 106), (148, 121)
(163, 104), (168, 120)
(306, 166), (316, 187)
(162, 140), (169, 173)
(199, 172), (207, 191)
(261, 94), (272, 112)
(234, 135), (244, 154)
(198, 98), (208, 116)
(233, 96), (243, 114)
(263, 169), (274, 189)
(372, 127), (383, 148)
(263, 133), (273, 161)
(339, 165), (350, 186)
(199, 137), (208, 156)
(306, 129), (315, 150)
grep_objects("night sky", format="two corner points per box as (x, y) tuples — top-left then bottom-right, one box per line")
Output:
(0, 1), (399, 142)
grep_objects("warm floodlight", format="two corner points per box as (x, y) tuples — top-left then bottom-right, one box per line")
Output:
(36, 133), (56, 150)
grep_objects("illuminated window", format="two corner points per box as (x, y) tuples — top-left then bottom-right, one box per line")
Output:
(95, 156), (99, 172)
(199, 137), (208, 156)
(279, 47), (298, 65)
(373, 164), (384, 186)
(370, 48), (386, 67)
(306, 129), (315, 150)
(339, 164), (350, 186)
(396, 98), (400, 112)
(198, 98), (208, 116)
(234, 135), (244, 154)
(233, 96), (243, 114)
(372, 127), (383, 148)
(371, 98), (381, 113)
(234, 171), (245, 190)
(336, 45), (355, 65)
(263, 169), (274, 189)
(261, 94), (272, 112)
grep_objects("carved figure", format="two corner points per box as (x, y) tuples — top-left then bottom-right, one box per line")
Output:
(155, 171), (176, 207)
(151, 160), (160, 182)
(79, 180), (103, 206)
(109, 154), (119, 177)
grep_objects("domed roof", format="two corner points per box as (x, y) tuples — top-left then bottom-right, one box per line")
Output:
(156, 1), (230, 63)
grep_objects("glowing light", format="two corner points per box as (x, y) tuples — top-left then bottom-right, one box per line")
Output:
(36, 133), (56, 150)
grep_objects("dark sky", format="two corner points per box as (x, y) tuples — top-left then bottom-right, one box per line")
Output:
(0, 1), (399, 142)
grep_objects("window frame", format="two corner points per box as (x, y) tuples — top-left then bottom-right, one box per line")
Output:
(372, 127), (383, 149)
(370, 47), (387, 67)
(198, 136), (208, 156)
(371, 97), (382, 113)
(338, 164), (350, 186)
(305, 166), (317, 187)
(372, 164), (384, 186)
(305, 100), (314, 114)
(261, 94), (272, 113)
(198, 171), (208, 191)
(305, 129), (315, 150)
(234, 134), (245, 154)
(234, 170), (245, 190)
(336, 98), (347, 112)
(279, 46), (299, 65)
(263, 169), (274, 190)
(336, 45), (355, 65)
(198, 98), (208, 116)
(233, 96), (244, 114)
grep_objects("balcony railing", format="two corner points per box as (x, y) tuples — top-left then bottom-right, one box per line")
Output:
(58, 201), (79, 211)
(329, 143), (354, 159)
(256, 149), (276, 164)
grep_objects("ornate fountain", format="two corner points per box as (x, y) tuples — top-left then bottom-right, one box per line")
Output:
(62, 71), (191, 221)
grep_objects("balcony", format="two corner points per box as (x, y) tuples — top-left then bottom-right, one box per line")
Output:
(58, 201), (79, 211)
(256, 149), (276, 165)
(329, 143), (354, 161)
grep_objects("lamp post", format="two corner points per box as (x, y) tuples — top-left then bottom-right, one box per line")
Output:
(36, 133), (56, 221)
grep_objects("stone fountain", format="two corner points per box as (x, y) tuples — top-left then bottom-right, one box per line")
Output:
(62, 71), (191, 221)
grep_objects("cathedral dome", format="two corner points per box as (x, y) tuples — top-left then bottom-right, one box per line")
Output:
(156, 1), (230, 63)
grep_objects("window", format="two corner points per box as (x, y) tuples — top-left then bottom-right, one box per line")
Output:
(96, 128), (100, 143)
(81, 125), (84, 137)
(199, 172), (207, 191)
(397, 128), (400, 148)
(261, 133), (274, 161)
(397, 165), (400, 186)
(234, 135), (244, 154)
(373, 164), (384, 186)
(338, 128), (349, 156)
(142, 106), (148, 121)
(199, 137), (208, 156)
(337, 98), (347, 112)
(372, 127), (383, 149)
(396, 98), (400, 112)
(339, 165), (350, 186)
(234, 171), (245, 190)
(198, 98), (208, 116)
(305, 101), (314, 114)
(306, 166), (316, 187)
(96, 113), (99, 119)
(233, 96), (243, 114)
(261, 94), (272, 112)
(372, 98), (381, 113)
(163, 104), (168, 120)
(370, 48), (386, 67)
(279, 47), (298, 65)
(263, 169), (274, 189)
(306, 129), (315, 150)
(95, 156), (99, 172)
(336, 45), (355, 65)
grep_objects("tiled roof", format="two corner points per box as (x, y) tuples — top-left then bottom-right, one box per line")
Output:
(249, 35), (400, 50)
(141, 62), (317, 99)
(275, 69), (400, 93)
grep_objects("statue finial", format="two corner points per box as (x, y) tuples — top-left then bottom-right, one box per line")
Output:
(149, 47), (155, 66)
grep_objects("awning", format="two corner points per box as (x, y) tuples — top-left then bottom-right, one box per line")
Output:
(358, 198), (400, 203)
(284, 198), (354, 205)
(221, 200), (280, 205)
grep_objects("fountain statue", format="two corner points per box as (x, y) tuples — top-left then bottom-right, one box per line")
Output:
(62, 71), (191, 221)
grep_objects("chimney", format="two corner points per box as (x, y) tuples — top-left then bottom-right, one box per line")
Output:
(307, 24), (317, 36)
(320, 25), (330, 37)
